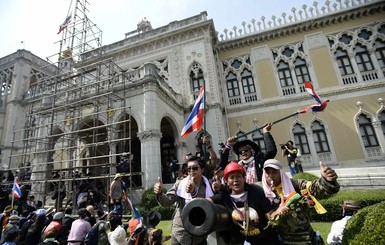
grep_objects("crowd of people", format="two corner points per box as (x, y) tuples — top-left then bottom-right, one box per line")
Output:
(0, 122), (347, 244)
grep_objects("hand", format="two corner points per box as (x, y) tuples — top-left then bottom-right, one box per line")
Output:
(262, 123), (272, 133)
(186, 176), (196, 193)
(226, 136), (237, 146)
(202, 135), (210, 146)
(153, 177), (163, 195)
(319, 161), (338, 182)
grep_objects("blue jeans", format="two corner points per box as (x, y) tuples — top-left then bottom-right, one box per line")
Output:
(288, 161), (297, 176)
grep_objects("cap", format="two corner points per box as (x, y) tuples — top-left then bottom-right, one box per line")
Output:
(4, 205), (13, 214)
(9, 215), (19, 223)
(53, 212), (64, 220)
(36, 208), (46, 216)
(263, 159), (283, 170)
(114, 173), (122, 180)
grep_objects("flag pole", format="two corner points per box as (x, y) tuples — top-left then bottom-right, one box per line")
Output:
(238, 111), (300, 138)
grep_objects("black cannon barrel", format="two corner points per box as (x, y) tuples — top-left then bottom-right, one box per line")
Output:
(181, 198), (232, 237)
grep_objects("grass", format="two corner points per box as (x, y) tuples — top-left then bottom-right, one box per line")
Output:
(158, 220), (332, 245)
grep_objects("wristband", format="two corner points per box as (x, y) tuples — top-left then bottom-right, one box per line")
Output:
(225, 143), (231, 149)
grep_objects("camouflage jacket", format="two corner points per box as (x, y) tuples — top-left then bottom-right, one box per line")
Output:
(271, 177), (340, 244)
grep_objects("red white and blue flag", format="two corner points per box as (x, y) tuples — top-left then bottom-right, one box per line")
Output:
(57, 13), (72, 34)
(298, 82), (328, 113)
(123, 192), (141, 223)
(12, 178), (22, 199)
(180, 86), (205, 139)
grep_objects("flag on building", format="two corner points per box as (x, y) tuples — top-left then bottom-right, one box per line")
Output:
(12, 178), (22, 199)
(180, 86), (205, 139)
(57, 13), (72, 34)
(298, 81), (328, 113)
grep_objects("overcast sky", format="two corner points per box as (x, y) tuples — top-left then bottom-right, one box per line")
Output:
(1, 0), (320, 59)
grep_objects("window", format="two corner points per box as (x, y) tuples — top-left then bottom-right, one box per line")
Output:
(226, 72), (240, 97)
(311, 121), (330, 153)
(190, 65), (204, 100)
(357, 114), (379, 147)
(354, 44), (374, 72)
(236, 131), (247, 142)
(294, 58), (310, 84)
(293, 123), (310, 154)
(241, 69), (255, 94)
(252, 130), (265, 152)
(278, 61), (293, 87)
(335, 48), (354, 76)
(374, 40), (385, 69)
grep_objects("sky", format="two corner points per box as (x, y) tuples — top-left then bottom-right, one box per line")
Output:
(0, 0), (319, 60)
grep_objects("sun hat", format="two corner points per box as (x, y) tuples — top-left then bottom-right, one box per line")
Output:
(233, 139), (260, 155)
(114, 173), (122, 180)
(143, 211), (161, 229)
(109, 225), (127, 245)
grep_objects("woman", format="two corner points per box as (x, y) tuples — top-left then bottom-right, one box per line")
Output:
(153, 156), (214, 245)
(209, 161), (280, 245)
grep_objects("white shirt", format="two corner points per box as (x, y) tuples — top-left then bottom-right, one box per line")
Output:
(327, 216), (351, 245)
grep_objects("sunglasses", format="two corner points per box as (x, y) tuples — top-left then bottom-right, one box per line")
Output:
(240, 149), (250, 153)
(187, 166), (199, 172)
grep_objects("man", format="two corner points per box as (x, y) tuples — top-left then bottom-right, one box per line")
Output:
(153, 156), (214, 245)
(262, 159), (339, 244)
(220, 123), (277, 183)
(327, 200), (361, 245)
(1, 215), (19, 244)
(281, 140), (300, 176)
(67, 208), (91, 245)
(109, 173), (125, 209)
(43, 211), (66, 243)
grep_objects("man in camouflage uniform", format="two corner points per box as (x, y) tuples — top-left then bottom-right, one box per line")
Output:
(261, 159), (339, 244)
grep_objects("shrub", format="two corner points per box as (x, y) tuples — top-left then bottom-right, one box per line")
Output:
(138, 187), (175, 220)
(342, 201), (385, 245)
(292, 172), (319, 181)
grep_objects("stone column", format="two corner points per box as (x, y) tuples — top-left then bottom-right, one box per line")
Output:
(138, 129), (162, 189)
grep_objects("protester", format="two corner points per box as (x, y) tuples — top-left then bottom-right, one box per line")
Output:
(327, 200), (361, 245)
(1, 215), (19, 244)
(209, 161), (280, 244)
(38, 229), (60, 245)
(220, 123), (277, 183)
(108, 213), (127, 245)
(19, 211), (36, 245)
(1, 229), (20, 245)
(61, 207), (74, 243)
(281, 140), (300, 176)
(67, 208), (91, 245)
(25, 213), (47, 245)
(261, 159), (339, 244)
(210, 165), (225, 194)
(154, 156), (214, 245)
(109, 173), (125, 209)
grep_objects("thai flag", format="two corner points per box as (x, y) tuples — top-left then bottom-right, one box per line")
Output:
(298, 82), (328, 113)
(57, 13), (72, 34)
(124, 192), (141, 222)
(180, 86), (205, 139)
(12, 178), (22, 199)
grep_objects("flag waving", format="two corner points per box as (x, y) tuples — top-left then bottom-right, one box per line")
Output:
(12, 178), (22, 199)
(298, 82), (328, 113)
(57, 13), (72, 34)
(123, 191), (141, 223)
(181, 86), (205, 139)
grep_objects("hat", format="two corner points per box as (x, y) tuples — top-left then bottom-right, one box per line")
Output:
(46, 207), (55, 216)
(109, 226), (127, 245)
(143, 211), (161, 229)
(53, 212), (64, 220)
(36, 208), (46, 216)
(9, 215), (19, 223)
(114, 173), (122, 179)
(233, 140), (260, 155)
(112, 205), (122, 215)
(4, 205), (13, 214)
(263, 159), (283, 170)
(342, 200), (361, 210)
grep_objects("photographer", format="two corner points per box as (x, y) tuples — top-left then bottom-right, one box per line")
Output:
(281, 140), (299, 176)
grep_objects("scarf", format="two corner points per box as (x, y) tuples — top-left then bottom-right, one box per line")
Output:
(176, 176), (214, 203)
(262, 168), (295, 202)
(239, 157), (256, 184)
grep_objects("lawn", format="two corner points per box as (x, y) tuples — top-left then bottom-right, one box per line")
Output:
(158, 220), (332, 245)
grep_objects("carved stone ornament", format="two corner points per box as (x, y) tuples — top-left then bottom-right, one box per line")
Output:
(251, 45), (271, 62)
(138, 129), (162, 141)
(305, 32), (327, 49)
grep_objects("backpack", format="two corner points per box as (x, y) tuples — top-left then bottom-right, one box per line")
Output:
(84, 221), (104, 245)
(128, 226), (148, 245)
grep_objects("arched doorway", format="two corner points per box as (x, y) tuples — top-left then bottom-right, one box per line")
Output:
(160, 117), (177, 184)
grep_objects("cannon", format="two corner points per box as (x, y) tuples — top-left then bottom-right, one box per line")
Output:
(181, 198), (232, 237)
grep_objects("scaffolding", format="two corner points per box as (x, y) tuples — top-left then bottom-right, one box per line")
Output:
(7, 0), (136, 211)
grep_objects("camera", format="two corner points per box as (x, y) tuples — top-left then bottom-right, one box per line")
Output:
(280, 143), (287, 150)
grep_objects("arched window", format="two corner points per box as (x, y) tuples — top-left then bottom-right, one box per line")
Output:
(311, 121), (330, 153)
(357, 114), (379, 147)
(190, 64), (204, 100)
(335, 48), (354, 76)
(236, 131), (247, 142)
(374, 39), (385, 69)
(252, 130), (265, 152)
(278, 61), (293, 87)
(226, 72), (240, 98)
(241, 69), (255, 94)
(354, 44), (374, 72)
(294, 57), (310, 84)
(293, 123), (310, 154)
